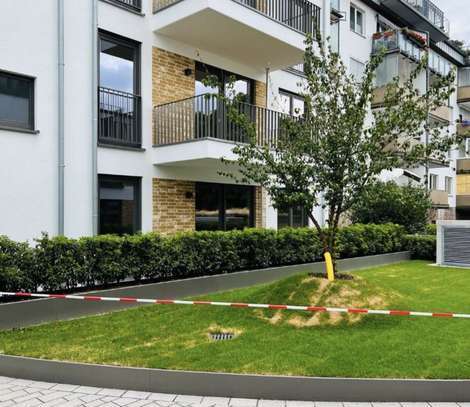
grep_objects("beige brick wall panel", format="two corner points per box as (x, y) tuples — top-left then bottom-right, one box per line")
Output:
(255, 186), (267, 228)
(153, 179), (196, 234)
(153, 48), (196, 145)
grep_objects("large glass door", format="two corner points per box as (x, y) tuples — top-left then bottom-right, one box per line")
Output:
(196, 183), (255, 231)
(194, 63), (253, 142)
(98, 31), (141, 147)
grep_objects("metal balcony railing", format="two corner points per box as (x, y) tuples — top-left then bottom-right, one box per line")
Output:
(402, 0), (449, 34)
(99, 87), (142, 148)
(108, 0), (142, 12)
(154, 94), (294, 147)
(154, 0), (321, 35)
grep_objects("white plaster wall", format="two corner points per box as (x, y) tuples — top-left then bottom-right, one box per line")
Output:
(63, 0), (94, 238)
(0, 0), (59, 242)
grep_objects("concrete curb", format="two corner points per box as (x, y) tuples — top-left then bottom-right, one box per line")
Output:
(0, 252), (410, 330)
(0, 355), (468, 402)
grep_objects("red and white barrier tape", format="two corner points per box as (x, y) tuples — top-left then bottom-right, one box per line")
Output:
(1, 291), (469, 319)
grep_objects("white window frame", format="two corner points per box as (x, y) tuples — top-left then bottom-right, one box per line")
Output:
(445, 176), (453, 195)
(430, 174), (439, 190)
(350, 4), (365, 36)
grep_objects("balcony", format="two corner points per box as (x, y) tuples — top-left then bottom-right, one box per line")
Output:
(105, 0), (142, 12)
(372, 30), (451, 78)
(381, 0), (449, 42)
(153, 94), (291, 166)
(457, 159), (470, 174)
(457, 122), (470, 138)
(456, 169), (470, 208)
(98, 87), (142, 148)
(430, 105), (452, 124)
(372, 29), (426, 61)
(152, 0), (320, 72)
(458, 68), (470, 108)
(430, 189), (449, 208)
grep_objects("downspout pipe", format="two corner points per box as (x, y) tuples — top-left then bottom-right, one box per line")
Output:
(58, 0), (65, 235)
(91, 0), (98, 235)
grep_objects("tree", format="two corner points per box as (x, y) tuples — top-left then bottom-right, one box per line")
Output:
(219, 34), (459, 277)
(350, 181), (431, 234)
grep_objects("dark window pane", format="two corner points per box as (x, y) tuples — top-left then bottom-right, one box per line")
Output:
(225, 185), (253, 230)
(278, 205), (309, 228)
(196, 183), (254, 231)
(292, 206), (308, 228)
(350, 6), (356, 31)
(196, 183), (221, 231)
(99, 176), (140, 235)
(277, 208), (290, 229)
(0, 73), (33, 130)
(100, 38), (135, 93)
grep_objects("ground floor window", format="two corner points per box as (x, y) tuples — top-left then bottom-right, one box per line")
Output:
(99, 175), (141, 235)
(457, 208), (470, 221)
(278, 206), (309, 229)
(196, 183), (255, 231)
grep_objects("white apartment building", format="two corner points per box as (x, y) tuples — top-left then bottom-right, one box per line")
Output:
(0, 0), (468, 242)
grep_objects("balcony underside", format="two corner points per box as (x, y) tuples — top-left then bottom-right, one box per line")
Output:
(152, 0), (309, 71)
(153, 138), (239, 167)
(381, 0), (448, 43)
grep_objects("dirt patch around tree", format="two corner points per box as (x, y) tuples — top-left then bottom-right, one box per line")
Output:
(256, 274), (397, 328)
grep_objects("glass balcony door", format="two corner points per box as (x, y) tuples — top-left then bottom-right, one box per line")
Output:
(195, 63), (253, 142)
(99, 31), (141, 147)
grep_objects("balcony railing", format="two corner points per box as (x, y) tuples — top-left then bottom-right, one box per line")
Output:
(459, 68), (470, 88)
(372, 30), (426, 61)
(108, 0), (142, 12)
(154, 0), (321, 35)
(373, 30), (451, 83)
(154, 94), (293, 147)
(402, 0), (449, 35)
(99, 87), (142, 148)
(429, 49), (451, 77)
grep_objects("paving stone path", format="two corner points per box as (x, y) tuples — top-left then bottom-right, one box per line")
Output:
(0, 376), (468, 407)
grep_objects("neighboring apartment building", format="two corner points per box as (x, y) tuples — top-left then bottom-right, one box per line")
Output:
(0, 0), (468, 242)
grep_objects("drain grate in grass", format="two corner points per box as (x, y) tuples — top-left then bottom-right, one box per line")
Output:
(210, 332), (235, 341)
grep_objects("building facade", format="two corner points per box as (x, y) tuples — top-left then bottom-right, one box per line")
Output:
(0, 0), (468, 242)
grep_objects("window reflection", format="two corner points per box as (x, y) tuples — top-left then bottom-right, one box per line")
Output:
(278, 205), (309, 229)
(100, 39), (136, 94)
(195, 183), (221, 231)
(225, 185), (253, 230)
(196, 183), (254, 231)
(99, 176), (141, 235)
(279, 91), (305, 117)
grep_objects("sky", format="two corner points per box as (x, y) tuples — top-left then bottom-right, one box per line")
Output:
(434, 0), (470, 45)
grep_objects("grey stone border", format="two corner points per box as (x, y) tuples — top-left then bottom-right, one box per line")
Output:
(1, 355), (469, 402)
(5, 251), (459, 402)
(0, 252), (410, 330)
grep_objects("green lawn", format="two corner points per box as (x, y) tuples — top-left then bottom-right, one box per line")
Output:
(2, 260), (470, 379)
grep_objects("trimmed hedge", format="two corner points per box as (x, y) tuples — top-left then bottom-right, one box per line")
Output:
(405, 234), (436, 261)
(0, 224), (406, 293)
